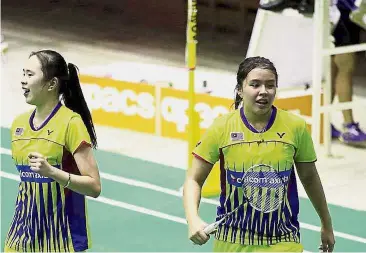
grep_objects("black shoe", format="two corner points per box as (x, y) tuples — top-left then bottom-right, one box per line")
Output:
(297, 0), (314, 14)
(259, 0), (287, 11)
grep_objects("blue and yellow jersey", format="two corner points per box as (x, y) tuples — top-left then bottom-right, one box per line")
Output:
(193, 106), (316, 246)
(5, 102), (92, 252)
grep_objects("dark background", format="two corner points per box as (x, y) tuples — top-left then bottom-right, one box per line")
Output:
(1, 0), (365, 94)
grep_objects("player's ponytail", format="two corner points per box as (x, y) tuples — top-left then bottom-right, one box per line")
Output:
(234, 91), (242, 109)
(30, 50), (98, 148)
(63, 63), (98, 148)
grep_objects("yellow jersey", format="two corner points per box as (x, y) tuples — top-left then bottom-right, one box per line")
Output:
(5, 102), (92, 252)
(193, 106), (316, 245)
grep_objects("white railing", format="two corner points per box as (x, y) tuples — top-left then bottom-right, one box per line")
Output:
(312, 0), (366, 156)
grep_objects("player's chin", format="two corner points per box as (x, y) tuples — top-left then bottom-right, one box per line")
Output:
(254, 103), (272, 114)
(25, 97), (32, 104)
(25, 96), (36, 105)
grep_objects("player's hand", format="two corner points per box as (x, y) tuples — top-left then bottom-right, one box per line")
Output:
(187, 216), (210, 246)
(28, 152), (55, 178)
(319, 225), (335, 252)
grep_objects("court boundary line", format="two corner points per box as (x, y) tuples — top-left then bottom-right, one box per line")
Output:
(1, 149), (365, 244)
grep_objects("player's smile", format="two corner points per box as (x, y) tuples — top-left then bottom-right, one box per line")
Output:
(22, 87), (30, 97)
(255, 97), (270, 109)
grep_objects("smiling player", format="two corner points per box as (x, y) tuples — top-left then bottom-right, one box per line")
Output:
(4, 50), (101, 252)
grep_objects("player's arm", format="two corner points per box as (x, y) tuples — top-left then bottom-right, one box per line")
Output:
(29, 147), (101, 198)
(294, 122), (332, 228)
(295, 162), (332, 227)
(29, 116), (101, 198)
(183, 118), (221, 220)
(183, 117), (221, 245)
(183, 156), (213, 245)
(183, 156), (213, 225)
(53, 145), (101, 198)
(295, 162), (335, 252)
(294, 120), (335, 252)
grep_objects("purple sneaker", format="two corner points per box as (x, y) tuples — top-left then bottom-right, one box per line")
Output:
(331, 124), (341, 139)
(339, 122), (366, 146)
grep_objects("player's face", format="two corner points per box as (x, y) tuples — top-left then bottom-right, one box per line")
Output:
(238, 68), (277, 115)
(21, 56), (50, 106)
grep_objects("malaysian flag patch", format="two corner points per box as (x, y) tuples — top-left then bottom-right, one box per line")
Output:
(230, 132), (244, 141)
(15, 127), (24, 136)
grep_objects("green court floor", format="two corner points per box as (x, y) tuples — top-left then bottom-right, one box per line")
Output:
(1, 128), (365, 252)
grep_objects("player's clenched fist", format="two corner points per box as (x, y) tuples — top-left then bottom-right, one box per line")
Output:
(28, 152), (55, 177)
(188, 216), (210, 246)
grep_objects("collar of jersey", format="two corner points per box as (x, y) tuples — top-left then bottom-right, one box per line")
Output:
(240, 106), (277, 133)
(29, 102), (62, 131)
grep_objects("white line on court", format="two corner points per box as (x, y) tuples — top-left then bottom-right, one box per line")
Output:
(1, 147), (11, 155)
(1, 149), (365, 245)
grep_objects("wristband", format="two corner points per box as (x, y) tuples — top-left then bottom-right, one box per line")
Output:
(64, 173), (71, 188)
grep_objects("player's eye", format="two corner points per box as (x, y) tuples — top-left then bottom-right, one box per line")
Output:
(249, 81), (260, 87)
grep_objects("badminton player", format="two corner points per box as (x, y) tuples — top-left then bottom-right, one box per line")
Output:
(183, 57), (335, 252)
(4, 50), (101, 252)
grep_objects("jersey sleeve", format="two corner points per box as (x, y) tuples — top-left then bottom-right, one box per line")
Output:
(192, 117), (222, 165)
(294, 121), (317, 163)
(65, 115), (92, 154)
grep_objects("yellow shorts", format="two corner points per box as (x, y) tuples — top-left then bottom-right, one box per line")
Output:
(213, 239), (304, 252)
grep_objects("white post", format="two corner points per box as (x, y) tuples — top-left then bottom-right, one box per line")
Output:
(246, 9), (267, 57)
(316, 1), (366, 155)
(311, 0), (325, 150)
(323, 43), (366, 55)
(320, 100), (366, 112)
(323, 0), (332, 157)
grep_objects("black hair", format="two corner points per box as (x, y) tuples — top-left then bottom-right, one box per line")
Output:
(30, 50), (98, 148)
(233, 56), (278, 109)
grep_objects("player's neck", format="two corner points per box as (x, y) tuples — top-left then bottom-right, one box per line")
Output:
(243, 106), (272, 130)
(34, 99), (60, 122)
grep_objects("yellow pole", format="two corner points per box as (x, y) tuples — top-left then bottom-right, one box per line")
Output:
(186, 0), (199, 169)
(185, 0), (220, 197)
